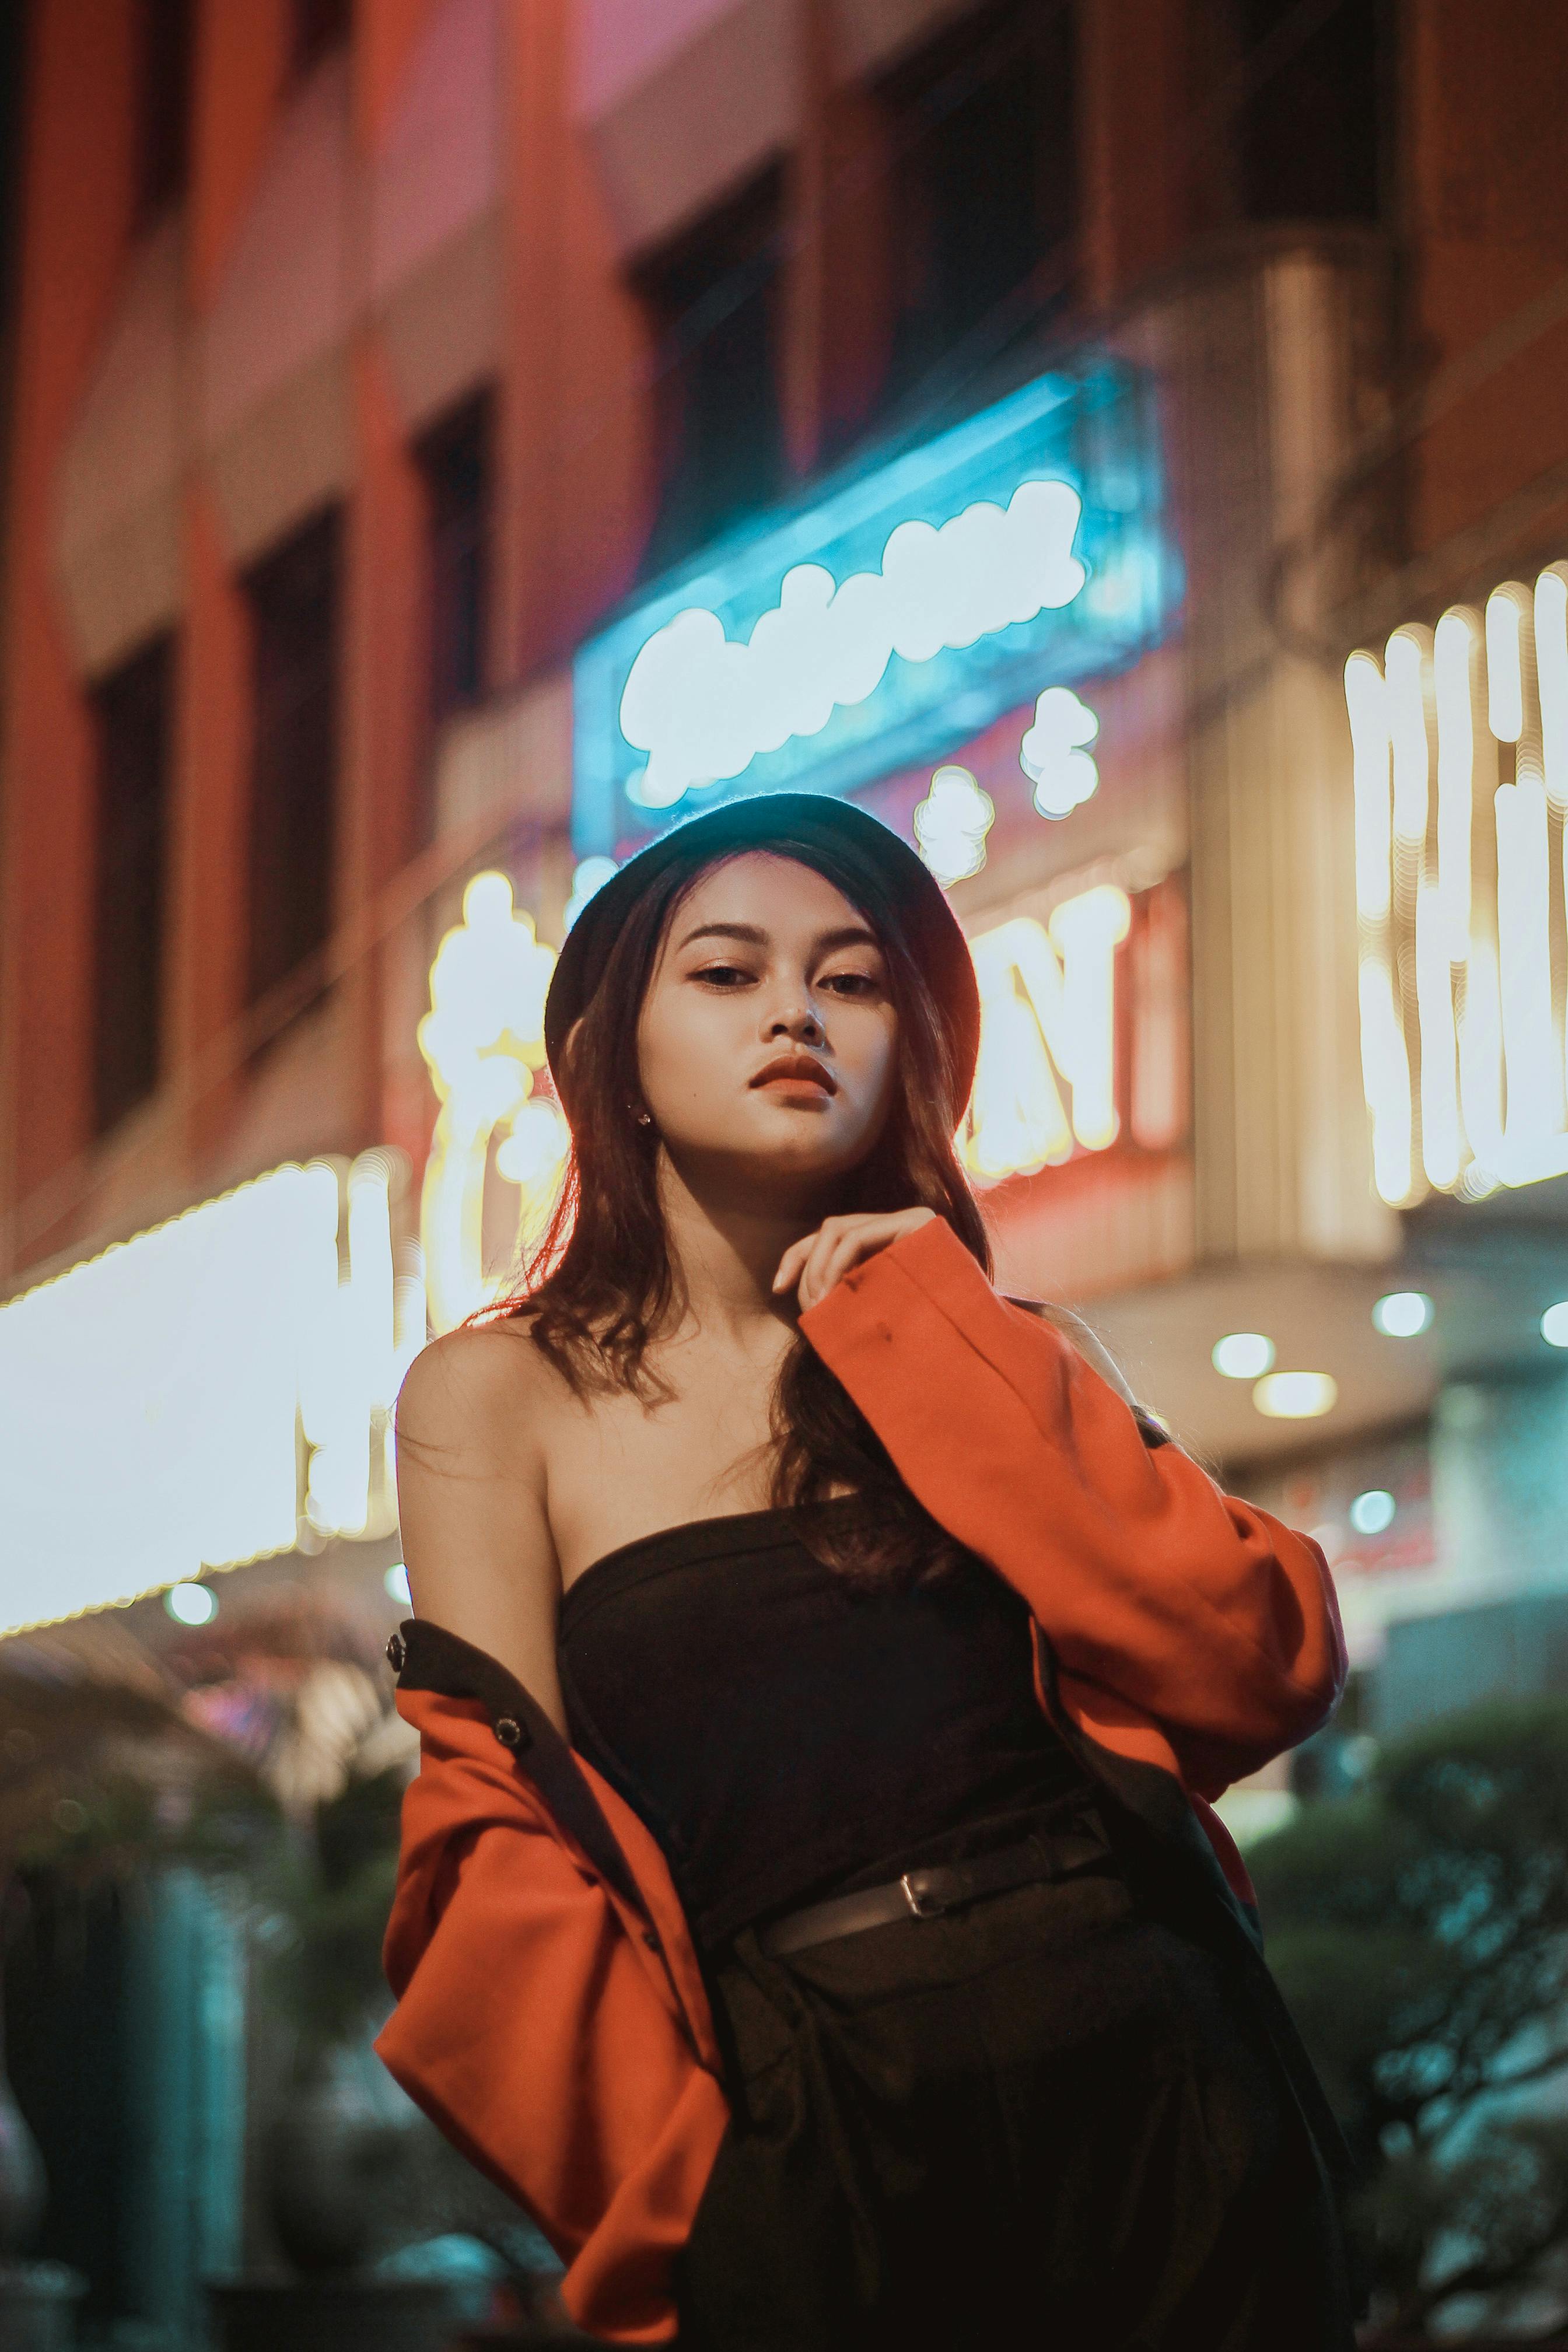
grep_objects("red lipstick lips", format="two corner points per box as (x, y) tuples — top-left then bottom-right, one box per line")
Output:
(751, 1052), (837, 1096)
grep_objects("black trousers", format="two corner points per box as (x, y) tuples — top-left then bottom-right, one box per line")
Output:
(672, 1857), (1356, 2351)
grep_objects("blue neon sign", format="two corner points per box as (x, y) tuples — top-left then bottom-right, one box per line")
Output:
(572, 363), (1175, 856)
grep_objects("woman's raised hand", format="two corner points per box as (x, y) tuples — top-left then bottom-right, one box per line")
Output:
(772, 1208), (937, 1314)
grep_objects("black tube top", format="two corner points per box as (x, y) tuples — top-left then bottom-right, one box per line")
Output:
(556, 1502), (1096, 1951)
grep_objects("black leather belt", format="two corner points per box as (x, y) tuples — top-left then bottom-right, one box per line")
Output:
(755, 1819), (1115, 1959)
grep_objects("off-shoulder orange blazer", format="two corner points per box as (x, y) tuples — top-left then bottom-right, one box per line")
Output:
(376, 1217), (1349, 2343)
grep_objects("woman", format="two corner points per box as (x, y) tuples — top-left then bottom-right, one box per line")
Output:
(378, 792), (1357, 2350)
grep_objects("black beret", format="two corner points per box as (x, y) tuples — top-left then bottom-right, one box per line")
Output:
(543, 793), (981, 1114)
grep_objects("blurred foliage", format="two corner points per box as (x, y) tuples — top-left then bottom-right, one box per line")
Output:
(0, 1588), (415, 2078)
(1252, 1697), (1568, 2338)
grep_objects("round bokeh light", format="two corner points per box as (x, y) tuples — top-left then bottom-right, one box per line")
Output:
(1212, 1332), (1275, 1381)
(164, 1581), (216, 1626)
(1372, 1290), (1434, 1338)
(1349, 1489), (1396, 1536)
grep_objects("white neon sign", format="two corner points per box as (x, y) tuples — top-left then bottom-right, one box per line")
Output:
(963, 886), (1131, 1181)
(1020, 687), (1100, 818)
(0, 1153), (421, 1637)
(620, 480), (1086, 809)
(419, 872), (570, 1333)
(1345, 562), (1568, 1203)
(914, 766), (995, 886)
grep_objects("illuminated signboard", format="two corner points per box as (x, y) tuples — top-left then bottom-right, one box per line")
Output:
(1346, 563), (1568, 1202)
(0, 1153), (425, 1637)
(573, 365), (1174, 856)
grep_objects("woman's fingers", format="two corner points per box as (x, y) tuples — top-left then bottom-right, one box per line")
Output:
(775, 1209), (937, 1308)
(771, 1234), (813, 1293)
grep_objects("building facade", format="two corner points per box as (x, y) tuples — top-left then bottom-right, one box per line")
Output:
(8, 0), (1568, 1726)
(9, 0), (1568, 1716)
(5, 0), (1568, 2312)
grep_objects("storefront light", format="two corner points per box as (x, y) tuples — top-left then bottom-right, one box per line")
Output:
(165, 1582), (217, 1625)
(1212, 1332), (1275, 1380)
(621, 483), (1087, 810)
(1020, 687), (1099, 819)
(0, 1152), (414, 1639)
(1252, 1371), (1338, 1420)
(419, 872), (568, 1333)
(565, 856), (618, 932)
(1347, 562), (1568, 1202)
(914, 766), (993, 884)
(1541, 1301), (1568, 1348)
(1372, 1290), (1434, 1338)
(1349, 1489), (1396, 1536)
(964, 885), (1130, 1180)
(573, 366), (1173, 858)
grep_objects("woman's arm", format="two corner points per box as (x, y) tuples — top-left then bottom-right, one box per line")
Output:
(794, 1216), (1346, 1798)
(383, 1331), (730, 2339)
(393, 1324), (569, 1737)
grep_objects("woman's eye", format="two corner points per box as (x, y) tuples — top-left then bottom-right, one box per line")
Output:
(821, 971), (879, 997)
(692, 963), (754, 988)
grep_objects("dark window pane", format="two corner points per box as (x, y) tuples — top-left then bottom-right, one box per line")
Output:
(135, 0), (193, 219)
(415, 388), (494, 726)
(91, 635), (174, 1135)
(292, 0), (352, 76)
(1238, 0), (1386, 222)
(879, 0), (1076, 404)
(243, 510), (342, 1012)
(633, 168), (784, 575)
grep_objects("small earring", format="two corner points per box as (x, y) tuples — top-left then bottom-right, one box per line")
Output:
(629, 1101), (653, 1127)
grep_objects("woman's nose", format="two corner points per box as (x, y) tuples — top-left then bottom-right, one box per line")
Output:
(765, 1002), (827, 1046)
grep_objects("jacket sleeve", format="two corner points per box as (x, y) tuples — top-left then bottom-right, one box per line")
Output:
(799, 1216), (1346, 1799)
(374, 1690), (729, 2345)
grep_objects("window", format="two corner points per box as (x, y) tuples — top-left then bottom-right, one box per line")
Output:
(633, 168), (785, 576)
(91, 636), (174, 1135)
(1237, 0), (1387, 223)
(291, 0), (352, 78)
(243, 510), (342, 1013)
(414, 389), (494, 728)
(878, 0), (1077, 404)
(134, 0), (194, 220)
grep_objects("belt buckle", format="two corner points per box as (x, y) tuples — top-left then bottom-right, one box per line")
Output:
(900, 1869), (950, 1919)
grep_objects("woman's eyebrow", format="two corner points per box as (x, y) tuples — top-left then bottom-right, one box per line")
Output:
(813, 925), (882, 955)
(674, 921), (769, 951)
(675, 920), (883, 957)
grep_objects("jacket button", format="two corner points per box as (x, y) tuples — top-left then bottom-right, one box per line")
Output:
(493, 1716), (524, 1748)
(384, 1631), (407, 1674)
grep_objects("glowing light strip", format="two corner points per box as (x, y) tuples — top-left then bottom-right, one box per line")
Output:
(0, 1155), (419, 1638)
(1486, 587), (1525, 743)
(964, 886), (1131, 1181)
(1386, 629), (1430, 848)
(1347, 559), (1568, 1202)
(1433, 611), (1474, 962)
(619, 480), (1086, 809)
(1345, 652), (1392, 924)
(1536, 569), (1568, 811)
(1415, 886), (1461, 1191)
(419, 872), (569, 1334)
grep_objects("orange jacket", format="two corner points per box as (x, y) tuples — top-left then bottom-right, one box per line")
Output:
(376, 1217), (1347, 2342)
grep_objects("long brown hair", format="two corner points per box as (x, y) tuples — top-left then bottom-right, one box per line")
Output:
(489, 824), (992, 1588)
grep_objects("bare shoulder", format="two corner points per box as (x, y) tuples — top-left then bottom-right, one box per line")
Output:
(393, 1313), (575, 1734)
(394, 1312), (566, 1471)
(1005, 1292), (1140, 1411)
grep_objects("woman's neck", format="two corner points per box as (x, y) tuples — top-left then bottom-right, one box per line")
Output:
(654, 1152), (834, 1345)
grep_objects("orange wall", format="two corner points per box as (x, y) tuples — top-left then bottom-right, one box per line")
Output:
(501, 0), (655, 681)
(1405, 0), (1568, 565)
(0, 0), (138, 1273)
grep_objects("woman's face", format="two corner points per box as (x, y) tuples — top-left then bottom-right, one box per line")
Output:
(635, 851), (901, 1202)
